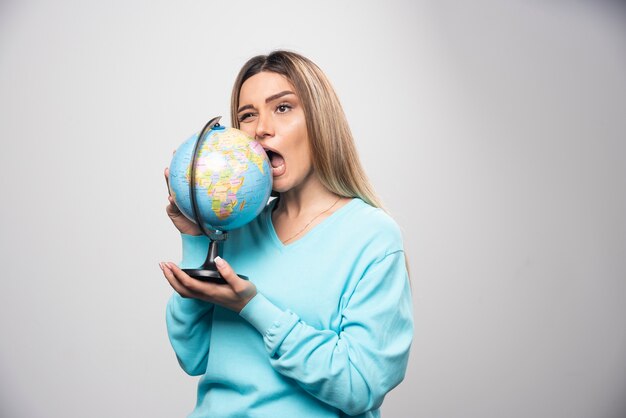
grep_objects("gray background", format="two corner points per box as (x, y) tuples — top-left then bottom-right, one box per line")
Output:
(1, 1), (625, 417)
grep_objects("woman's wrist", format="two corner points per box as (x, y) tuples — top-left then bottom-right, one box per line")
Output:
(236, 289), (258, 313)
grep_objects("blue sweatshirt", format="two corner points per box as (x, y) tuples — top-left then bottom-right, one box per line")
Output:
(166, 198), (413, 417)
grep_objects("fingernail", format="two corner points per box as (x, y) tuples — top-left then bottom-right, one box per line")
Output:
(214, 256), (226, 268)
(158, 262), (164, 271)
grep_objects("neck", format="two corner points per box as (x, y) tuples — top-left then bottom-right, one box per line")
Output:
(275, 175), (339, 219)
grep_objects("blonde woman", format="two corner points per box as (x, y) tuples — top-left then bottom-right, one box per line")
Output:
(161, 50), (413, 418)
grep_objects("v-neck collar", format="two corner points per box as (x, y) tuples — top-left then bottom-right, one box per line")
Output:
(264, 197), (360, 251)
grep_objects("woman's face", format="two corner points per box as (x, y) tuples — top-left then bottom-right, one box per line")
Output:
(237, 71), (313, 194)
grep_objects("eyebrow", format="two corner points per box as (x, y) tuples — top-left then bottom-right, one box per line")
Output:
(237, 90), (295, 113)
(265, 90), (295, 103)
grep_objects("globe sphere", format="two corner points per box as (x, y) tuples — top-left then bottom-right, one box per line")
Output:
(168, 125), (272, 232)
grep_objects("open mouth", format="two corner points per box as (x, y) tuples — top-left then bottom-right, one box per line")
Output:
(264, 149), (286, 177)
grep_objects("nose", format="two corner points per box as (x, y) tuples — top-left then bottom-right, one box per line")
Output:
(255, 112), (274, 141)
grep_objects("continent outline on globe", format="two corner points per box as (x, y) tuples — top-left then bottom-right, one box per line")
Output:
(169, 126), (272, 232)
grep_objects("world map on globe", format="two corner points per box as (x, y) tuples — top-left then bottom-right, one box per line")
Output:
(168, 125), (272, 232)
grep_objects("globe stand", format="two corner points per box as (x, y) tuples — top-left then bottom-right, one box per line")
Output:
(182, 232), (248, 284)
(181, 116), (248, 285)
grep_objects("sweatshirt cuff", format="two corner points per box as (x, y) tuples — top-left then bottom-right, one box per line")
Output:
(239, 294), (300, 356)
(180, 234), (210, 268)
(239, 293), (284, 334)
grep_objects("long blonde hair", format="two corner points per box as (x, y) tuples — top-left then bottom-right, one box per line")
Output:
(230, 50), (383, 209)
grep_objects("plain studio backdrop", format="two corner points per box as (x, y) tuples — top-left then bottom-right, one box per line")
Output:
(1, 1), (625, 417)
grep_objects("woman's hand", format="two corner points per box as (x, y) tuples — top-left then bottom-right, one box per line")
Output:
(160, 257), (257, 313)
(164, 167), (202, 236)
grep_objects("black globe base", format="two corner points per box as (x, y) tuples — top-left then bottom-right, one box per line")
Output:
(183, 268), (248, 284)
(183, 235), (248, 284)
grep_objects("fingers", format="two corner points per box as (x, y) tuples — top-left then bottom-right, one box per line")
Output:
(161, 260), (256, 312)
(162, 262), (220, 299)
(160, 262), (193, 298)
(164, 167), (172, 196)
(167, 196), (181, 215)
(160, 262), (205, 299)
(164, 167), (178, 213)
(165, 147), (175, 183)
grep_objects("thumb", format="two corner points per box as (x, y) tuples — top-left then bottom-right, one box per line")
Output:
(214, 256), (239, 285)
(215, 256), (255, 296)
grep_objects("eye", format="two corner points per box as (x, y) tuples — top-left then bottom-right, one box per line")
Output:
(238, 112), (256, 123)
(276, 103), (292, 114)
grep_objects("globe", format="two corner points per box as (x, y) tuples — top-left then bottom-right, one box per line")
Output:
(168, 122), (272, 234)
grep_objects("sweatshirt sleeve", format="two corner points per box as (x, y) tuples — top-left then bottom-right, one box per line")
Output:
(239, 250), (413, 415)
(165, 234), (215, 376)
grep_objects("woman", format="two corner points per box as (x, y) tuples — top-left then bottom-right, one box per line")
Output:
(160, 50), (413, 417)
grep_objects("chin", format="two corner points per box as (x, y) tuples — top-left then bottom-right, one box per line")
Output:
(271, 185), (289, 194)
(270, 178), (293, 194)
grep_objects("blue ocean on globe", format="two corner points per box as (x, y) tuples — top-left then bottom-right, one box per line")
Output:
(168, 125), (272, 232)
